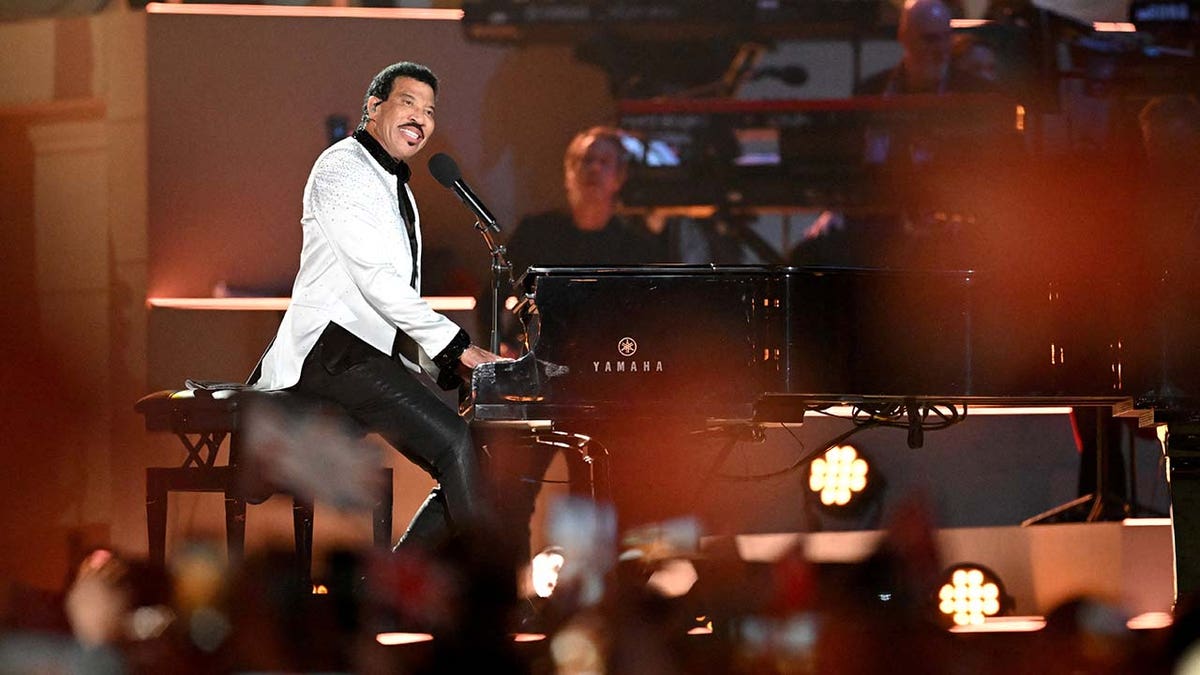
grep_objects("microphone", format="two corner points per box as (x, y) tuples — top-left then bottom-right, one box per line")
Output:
(428, 153), (500, 233)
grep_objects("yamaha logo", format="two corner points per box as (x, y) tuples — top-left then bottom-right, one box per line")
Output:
(592, 336), (664, 374)
(618, 337), (637, 357)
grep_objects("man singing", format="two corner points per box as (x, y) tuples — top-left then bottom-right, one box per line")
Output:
(252, 61), (504, 546)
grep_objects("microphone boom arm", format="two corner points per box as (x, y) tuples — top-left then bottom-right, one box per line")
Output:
(455, 183), (500, 233)
(472, 218), (512, 355)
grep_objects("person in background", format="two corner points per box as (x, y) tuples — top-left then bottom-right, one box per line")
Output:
(481, 126), (664, 583)
(793, 0), (998, 269)
(488, 125), (664, 354)
(1131, 94), (1200, 400)
(951, 33), (1000, 84)
(857, 0), (991, 96)
(504, 126), (663, 278)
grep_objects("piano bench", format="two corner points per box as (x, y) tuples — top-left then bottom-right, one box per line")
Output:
(135, 388), (393, 585)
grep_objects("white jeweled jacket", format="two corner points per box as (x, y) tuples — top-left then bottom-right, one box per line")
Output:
(254, 137), (461, 390)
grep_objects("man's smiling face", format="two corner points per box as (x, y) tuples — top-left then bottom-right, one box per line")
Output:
(365, 76), (436, 162)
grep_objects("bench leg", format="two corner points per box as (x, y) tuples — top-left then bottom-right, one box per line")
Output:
(293, 498), (314, 589)
(374, 468), (393, 549)
(146, 470), (168, 567)
(224, 494), (246, 564)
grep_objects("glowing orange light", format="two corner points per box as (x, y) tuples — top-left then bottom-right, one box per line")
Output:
(144, 3), (463, 20)
(950, 19), (992, 28)
(376, 632), (434, 645)
(513, 633), (547, 642)
(1093, 21), (1137, 32)
(311, 584), (328, 595)
(531, 547), (565, 599)
(1015, 104), (1026, 132)
(1127, 612), (1173, 630)
(949, 616), (1045, 633)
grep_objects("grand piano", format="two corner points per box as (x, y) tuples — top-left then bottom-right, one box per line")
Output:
(468, 264), (1200, 596)
(470, 265), (1144, 420)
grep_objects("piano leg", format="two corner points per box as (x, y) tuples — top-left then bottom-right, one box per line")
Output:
(1165, 422), (1200, 600)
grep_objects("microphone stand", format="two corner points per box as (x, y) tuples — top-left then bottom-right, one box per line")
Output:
(470, 219), (512, 354)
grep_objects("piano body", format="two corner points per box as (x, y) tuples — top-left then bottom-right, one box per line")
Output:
(469, 264), (1200, 597)
(470, 265), (1135, 422)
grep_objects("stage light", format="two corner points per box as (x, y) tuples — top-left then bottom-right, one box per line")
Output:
(376, 632), (434, 645)
(937, 564), (1011, 627)
(531, 546), (566, 598)
(949, 616), (1046, 633)
(1128, 611), (1173, 630)
(688, 616), (714, 636)
(1093, 21), (1137, 32)
(808, 444), (870, 508)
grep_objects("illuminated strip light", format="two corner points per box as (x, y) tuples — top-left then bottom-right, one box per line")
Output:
(950, 19), (992, 28)
(376, 632), (434, 645)
(144, 3), (463, 20)
(810, 406), (1073, 417)
(379, 630), (547, 644)
(147, 296), (476, 311)
(1093, 21), (1137, 32)
(948, 616), (1046, 633)
(1127, 612), (1173, 630)
(1123, 517), (1172, 527)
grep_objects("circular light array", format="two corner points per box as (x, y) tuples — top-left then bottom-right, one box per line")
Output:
(808, 444), (869, 506)
(937, 565), (1004, 627)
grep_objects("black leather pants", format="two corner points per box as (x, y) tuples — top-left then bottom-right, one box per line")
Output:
(295, 323), (483, 547)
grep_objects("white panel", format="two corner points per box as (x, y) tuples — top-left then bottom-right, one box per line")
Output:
(29, 120), (110, 293)
(0, 20), (56, 105)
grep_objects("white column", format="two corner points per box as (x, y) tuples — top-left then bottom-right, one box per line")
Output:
(28, 119), (113, 532)
(93, 3), (150, 556)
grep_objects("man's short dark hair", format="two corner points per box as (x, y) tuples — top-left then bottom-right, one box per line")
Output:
(360, 61), (438, 127)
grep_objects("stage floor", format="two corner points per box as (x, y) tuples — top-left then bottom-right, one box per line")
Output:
(714, 518), (1176, 617)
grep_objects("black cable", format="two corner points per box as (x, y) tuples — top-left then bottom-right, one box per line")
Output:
(840, 400), (966, 431)
(709, 399), (968, 483)
(715, 421), (877, 482)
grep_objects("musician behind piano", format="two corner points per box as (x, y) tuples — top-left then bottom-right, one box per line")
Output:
(1137, 94), (1200, 277)
(856, 0), (993, 96)
(486, 126), (665, 355)
(792, 0), (998, 269)
(1130, 94), (1200, 398)
(250, 61), (504, 548)
(483, 126), (664, 569)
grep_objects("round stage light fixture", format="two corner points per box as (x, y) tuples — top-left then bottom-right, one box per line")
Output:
(808, 444), (870, 507)
(937, 563), (1010, 627)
